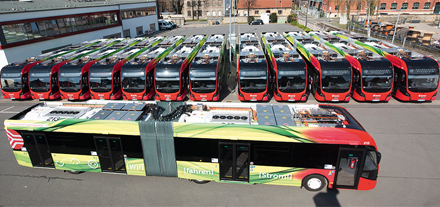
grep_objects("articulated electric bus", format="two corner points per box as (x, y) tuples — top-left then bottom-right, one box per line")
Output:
(189, 34), (226, 101)
(334, 32), (439, 102)
(5, 100), (381, 191)
(88, 38), (145, 100)
(121, 35), (185, 100)
(310, 31), (394, 102)
(155, 35), (207, 101)
(325, 35), (394, 102)
(283, 31), (314, 43)
(285, 32), (353, 102)
(262, 33), (309, 101)
(58, 38), (147, 101)
(1, 40), (104, 100)
(308, 31), (340, 43)
(237, 33), (271, 101)
(28, 40), (117, 100)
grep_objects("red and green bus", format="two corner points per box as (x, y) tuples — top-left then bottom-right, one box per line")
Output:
(5, 100), (381, 191)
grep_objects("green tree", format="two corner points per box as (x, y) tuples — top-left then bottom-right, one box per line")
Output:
(270, 13), (278, 23)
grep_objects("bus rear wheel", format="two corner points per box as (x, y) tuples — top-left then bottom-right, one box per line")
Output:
(303, 175), (327, 191)
(191, 180), (210, 184)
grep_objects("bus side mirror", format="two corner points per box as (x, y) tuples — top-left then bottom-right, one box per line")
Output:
(377, 151), (382, 164)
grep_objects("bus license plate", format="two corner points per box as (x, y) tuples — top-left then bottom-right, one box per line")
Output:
(331, 95), (339, 101)
(418, 95), (426, 101)
(9, 94), (15, 99)
(165, 95), (171, 101)
(372, 95), (381, 101)
(250, 95), (257, 101)
(288, 95), (295, 101)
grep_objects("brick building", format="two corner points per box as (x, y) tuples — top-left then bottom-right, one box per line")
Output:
(307, 0), (440, 18)
(237, 0), (293, 17)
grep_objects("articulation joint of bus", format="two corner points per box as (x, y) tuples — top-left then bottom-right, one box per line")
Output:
(285, 31), (352, 102)
(121, 35), (186, 101)
(189, 34), (226, 101)
(238, 33), (271, 102)
(333, 31), (439, 102)
(155, 34), (207, 101)
(262, 32), (308, 102)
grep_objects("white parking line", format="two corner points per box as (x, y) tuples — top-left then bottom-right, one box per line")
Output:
(0, 106), (19, 113)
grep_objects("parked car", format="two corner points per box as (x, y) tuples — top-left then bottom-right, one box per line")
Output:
(249, 19), (264, 25)
(158, 20), (173, 30)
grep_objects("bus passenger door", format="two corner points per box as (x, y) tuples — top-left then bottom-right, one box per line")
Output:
(335, 149), (364, 189)
(22, 133), (54, 168)
(219, 142), (249, 182)
(94, 137), (126, 174)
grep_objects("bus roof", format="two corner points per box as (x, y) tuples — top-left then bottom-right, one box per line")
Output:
(5, 101), (371, 145)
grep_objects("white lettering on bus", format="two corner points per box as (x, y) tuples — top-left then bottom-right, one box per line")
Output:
(127, 164), (144, 171)
(259, 172), (293, 180)
(184, 167), (214, 175)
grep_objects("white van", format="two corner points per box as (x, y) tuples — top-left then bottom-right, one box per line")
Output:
(162, 19), (177, 28)
(158, 20), (173, 30)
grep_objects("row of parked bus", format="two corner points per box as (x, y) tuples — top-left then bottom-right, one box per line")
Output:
(1, 31), (439, 102)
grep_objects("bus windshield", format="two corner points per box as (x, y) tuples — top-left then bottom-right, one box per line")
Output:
(1, 70), (22, 92)
(239, 64), (267, 93)
(59, 71), (81, 92)
(321, 62), (351, 93)
(156, 64), (181, 93)
(121, 69), (146, 93)
(190, 66), (217, 93)
(277, 63), (307, 93)
(29, 67), (51, 92)
(407, 68), (439, 93)
(89, 70), (112, 92)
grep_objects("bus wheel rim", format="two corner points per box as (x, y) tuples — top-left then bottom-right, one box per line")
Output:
(308, 178), (322, 189)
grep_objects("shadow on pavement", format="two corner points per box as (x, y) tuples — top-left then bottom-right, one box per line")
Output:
(313, 188), (341, 207)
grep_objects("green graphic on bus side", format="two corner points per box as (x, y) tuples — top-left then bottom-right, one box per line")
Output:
(249, 165), (304, 186)
(13, 151), (33, 167)
(125, 158), (146, 176)
(184, 35), (208, 65)
(309, 33), (349, 58)
(45, 40), (104, 61)
(283, 33), (313, 62)
(69, 39), (123, 61)
(177, 161), (219, 181)
(124, 37), (164, 61)
(151, 36), (186, 65)
(52, 153), (101, 172)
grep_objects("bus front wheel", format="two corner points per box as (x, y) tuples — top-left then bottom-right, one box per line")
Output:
(303, 175), (327, 191)
(191, 180), (210, 184)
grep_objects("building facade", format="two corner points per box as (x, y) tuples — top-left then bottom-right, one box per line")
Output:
(307, 0), (439, 18)
(0, 0), (158, 68)
(236, 0), (292, 17)
(183, 0), (227, 20)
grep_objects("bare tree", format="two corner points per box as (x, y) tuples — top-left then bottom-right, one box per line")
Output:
(240, 0), (257, 22)
(335, 0), (343, 17)
(170, 0), (184, 14)
(345, 0), (354, 20)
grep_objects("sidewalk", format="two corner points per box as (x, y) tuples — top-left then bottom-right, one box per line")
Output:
(402, 22), (440, 40)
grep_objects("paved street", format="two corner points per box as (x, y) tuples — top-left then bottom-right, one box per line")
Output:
(1, 24), (440, 206)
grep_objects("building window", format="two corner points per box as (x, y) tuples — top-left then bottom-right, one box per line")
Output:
(213, 11), (216, 16)
(413, 2), (419, 9)
(335, 5), (339, 10)
(278, 10), (282, 15)
(123, 29), (130, 38)
(391, 3), (397, 10)
(136, 26), (143, 35)
(424, 2), (431, 9)
(401, 3), (408, 9)
(380, 3), (386, 10)
(187, 11), (191, 16)
(255, 10), (259, 14)
(121, 7), (156, 20)
(187, 1), (191, 7)
(207, 11), (210, 16)
(219, 10), (222, 16)
(0, 11), (119, 46)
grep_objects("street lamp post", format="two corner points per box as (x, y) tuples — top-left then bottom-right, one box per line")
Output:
(323, 2), (327, 31)
(392, 9), (401, 44)
(305, 0), (309, 27)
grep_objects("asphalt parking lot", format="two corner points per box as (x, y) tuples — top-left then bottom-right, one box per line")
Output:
(1, 23), (440, 206)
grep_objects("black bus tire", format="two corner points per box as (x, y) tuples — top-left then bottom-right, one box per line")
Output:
(67, 170), (83, 174)
(191, 180), (210, 184)
(303, 175), (327, 191)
